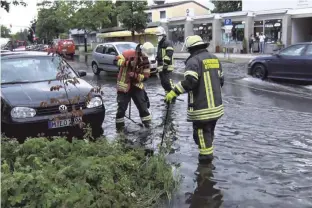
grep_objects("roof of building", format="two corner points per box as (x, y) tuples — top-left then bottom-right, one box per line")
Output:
(148, 1), (209, 11)
(99, 22), (161, 33)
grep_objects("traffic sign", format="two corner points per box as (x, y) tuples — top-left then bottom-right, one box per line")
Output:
(224, 19), (232, 25)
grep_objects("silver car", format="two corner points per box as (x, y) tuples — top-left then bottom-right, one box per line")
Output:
(91, 42), (157, 75)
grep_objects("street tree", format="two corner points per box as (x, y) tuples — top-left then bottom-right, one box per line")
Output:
(12, 29), (28, 41)
(1, 25), (11, 38)
(117, 0), (148, 41)
(36, 0), (70, 43)
(68, 1), (113, 52)
(211, 0), (242, 13)
(1, 0), (26, 12)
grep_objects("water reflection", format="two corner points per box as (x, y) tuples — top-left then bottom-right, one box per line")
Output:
(185, 163), (223, 208)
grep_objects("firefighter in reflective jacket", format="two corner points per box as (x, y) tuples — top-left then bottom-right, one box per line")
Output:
(155, 26), (175, 101)
(165, 35), (224, 162)
(115, 43), (153, 131)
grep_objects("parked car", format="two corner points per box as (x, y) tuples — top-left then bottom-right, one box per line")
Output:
(91, 42), (157, 75)
(248, 42), (312, 82)
(1, 51), (105, 140)
(53, 39), (76, 58)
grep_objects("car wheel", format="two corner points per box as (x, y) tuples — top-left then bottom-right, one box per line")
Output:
(92, 62), (101, 75)
(252, 63), (267, 80)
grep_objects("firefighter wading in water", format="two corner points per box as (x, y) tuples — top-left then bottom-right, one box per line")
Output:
(115, 43), (153, 131)
(165, 35), (224, 163)
(155, 26), (176, 102)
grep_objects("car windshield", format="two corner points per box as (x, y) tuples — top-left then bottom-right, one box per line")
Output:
(1, 56), (77, 84)
(115, 43), (137, 53)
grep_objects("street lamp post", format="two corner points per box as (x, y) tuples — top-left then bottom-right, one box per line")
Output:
(84, 31), (87, 52)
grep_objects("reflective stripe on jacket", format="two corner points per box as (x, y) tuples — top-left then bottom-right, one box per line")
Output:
(116, 50), (150, 93)
(156, 39), (174, 72)
(173, 49), (224, 122)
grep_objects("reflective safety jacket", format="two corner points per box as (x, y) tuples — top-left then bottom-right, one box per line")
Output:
(116, 50), (150, 93)
(173, 49), (224, 122)
(156, 39), (174, 72)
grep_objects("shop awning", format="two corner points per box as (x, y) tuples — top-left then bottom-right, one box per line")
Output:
(97, 27), (158, 38)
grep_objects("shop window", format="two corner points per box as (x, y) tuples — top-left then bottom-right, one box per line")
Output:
(254, 20), (263, 38)
(168, 25), (184, 45)
(221, 21), (245, 43)
(193, 23), (212, 42)
(264, 19), (282, 43)
(160, 11), (166, 19)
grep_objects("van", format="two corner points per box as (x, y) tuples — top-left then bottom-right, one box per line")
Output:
(54, 39), (75, 58)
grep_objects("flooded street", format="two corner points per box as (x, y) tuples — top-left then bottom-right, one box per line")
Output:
(70, 57), (312, 208)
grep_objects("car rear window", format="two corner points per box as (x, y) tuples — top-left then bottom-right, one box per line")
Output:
(1, 56), (77, 84)
(115, 43), (137, 54)
(62, 40), (74, 45)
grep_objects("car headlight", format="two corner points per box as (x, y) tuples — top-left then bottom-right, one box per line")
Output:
(87, 97), (103, 108)
(11, 107), (36, 118)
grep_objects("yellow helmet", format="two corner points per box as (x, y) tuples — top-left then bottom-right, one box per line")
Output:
(141, 42), (155, 55)
(185, 35), (208, 49)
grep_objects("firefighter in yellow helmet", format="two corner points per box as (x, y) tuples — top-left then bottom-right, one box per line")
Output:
(155, 26), (176, 102)
(165, 35), (224, 163)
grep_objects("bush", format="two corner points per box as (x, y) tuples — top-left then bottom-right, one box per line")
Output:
(1, 136), (180, 208)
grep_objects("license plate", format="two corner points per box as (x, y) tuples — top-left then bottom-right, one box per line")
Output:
(150, 63), (156, 68)
(48, 117), (82, 129)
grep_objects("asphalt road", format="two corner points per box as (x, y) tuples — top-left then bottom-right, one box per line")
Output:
(69, 59), (312, 208)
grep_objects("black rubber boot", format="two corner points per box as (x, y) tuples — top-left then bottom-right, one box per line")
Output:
(143, 120), (151, 128)
(116, 122), (125, 133)
(198, 154), (214, 164)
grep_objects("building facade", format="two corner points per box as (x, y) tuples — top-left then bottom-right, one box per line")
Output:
(96, 0), (312, 54)
(96, 1), (210, 47)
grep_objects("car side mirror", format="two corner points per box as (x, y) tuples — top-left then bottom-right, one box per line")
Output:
(110, 51), (117, 55)
(78, 70), (87, 77)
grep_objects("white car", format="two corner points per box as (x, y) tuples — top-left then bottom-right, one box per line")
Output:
(91, 42), (157, 75)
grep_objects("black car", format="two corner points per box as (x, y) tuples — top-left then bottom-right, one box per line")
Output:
(248, 42), (312, 82)
(1, 51), (105, 140)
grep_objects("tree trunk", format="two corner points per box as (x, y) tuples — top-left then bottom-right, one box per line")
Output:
(131, 30), (135, 42)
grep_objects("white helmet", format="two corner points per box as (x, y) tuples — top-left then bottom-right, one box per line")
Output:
(155, 26), (166, 36)
(141, 42), (155, 55)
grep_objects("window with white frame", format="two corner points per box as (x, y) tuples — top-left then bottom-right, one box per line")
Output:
(147, 12), (152, 23)
(160, 11), (166, 19)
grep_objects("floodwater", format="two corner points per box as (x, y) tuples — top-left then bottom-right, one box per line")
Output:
(70, 56), (312, 208)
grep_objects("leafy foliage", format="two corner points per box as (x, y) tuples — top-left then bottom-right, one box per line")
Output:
(1, 136), (179, 207)
(117, 1), (148, 41)
(211, 0), (242, 13)
(1, 25), (11, 38)
(36, 1), (70, 42)
(68, 1), (113, 33)
(1, 0), (27, 12)
(11, 29), (28, 41)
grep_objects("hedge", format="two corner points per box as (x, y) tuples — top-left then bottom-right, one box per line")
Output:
(1, 136), (180, 208)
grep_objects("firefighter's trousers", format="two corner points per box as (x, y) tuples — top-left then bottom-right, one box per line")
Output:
(159, 70), (174, 94)
(193, 120), (217, 162)
(116, 87), (151, 130)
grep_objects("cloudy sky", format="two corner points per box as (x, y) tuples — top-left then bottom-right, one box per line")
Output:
(0, 0), (213, 34)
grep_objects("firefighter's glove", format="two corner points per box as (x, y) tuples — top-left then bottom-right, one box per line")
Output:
(165, 90), (177, 104)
